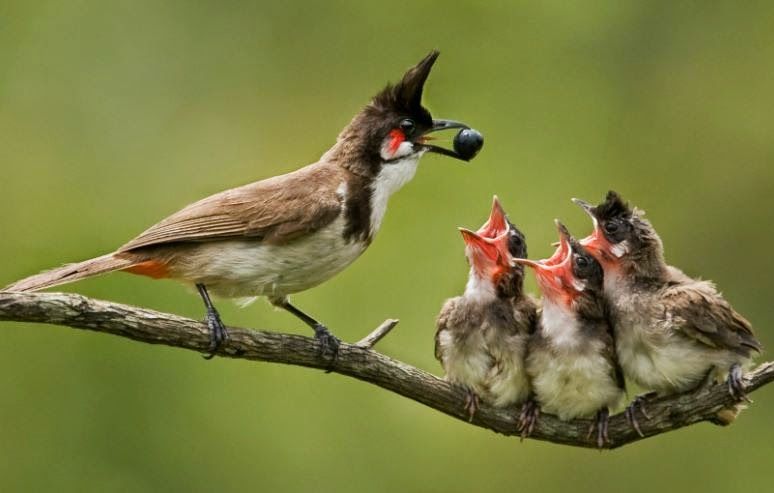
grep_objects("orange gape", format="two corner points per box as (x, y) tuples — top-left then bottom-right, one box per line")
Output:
(124, 260), (169, 279)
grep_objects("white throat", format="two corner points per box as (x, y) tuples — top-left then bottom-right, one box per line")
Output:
(463, 268), (497, 304)
(369, 153), (422, 235)
(540, 299), (581, 349)
(603, 268), (626, 297)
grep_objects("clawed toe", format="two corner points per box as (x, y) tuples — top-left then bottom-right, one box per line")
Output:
(727, 364), (752, 403)
(518, 399), (540, 440)
(587, 408), (610, 449)
(196, 284), (229, 360)
(313, 324), (341, 372)
(202, 309), (229, 360)
(463, 388), (480, 421)
(624, 392), (656, 437)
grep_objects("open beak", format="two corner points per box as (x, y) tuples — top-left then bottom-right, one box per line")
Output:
(459, 227), (499, 262)
(419, 119), (472, 161)
(543, 219), (571, 266)
(459, 227), (511, 279)
(514, 223), (575, 298)
(514, 249), (573, 298)
(571, 197), (611, 259)
(476, 195), (508, 238)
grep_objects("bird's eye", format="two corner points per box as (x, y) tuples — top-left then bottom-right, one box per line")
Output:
(399, 119), (416, 136)
(604, 221), (620, 234)
(575, 255), (589, 269)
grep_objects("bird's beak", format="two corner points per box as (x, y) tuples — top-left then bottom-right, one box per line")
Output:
(512, 257), (542, 269)
(542, 219), (571, 266)
(419, 119), (471, 160)
(572, 197), (596, 217)
(459, 227), (498, 261)
(476, 195), (508, 238)
(571, 197), (612, 261)
(514, 239), (574, 299)
(459, 227), (509, 279)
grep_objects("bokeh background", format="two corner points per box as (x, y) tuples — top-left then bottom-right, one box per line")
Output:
(2, 1), (773, 491)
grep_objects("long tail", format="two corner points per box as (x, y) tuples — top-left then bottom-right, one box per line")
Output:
(3, 253), (140, 292)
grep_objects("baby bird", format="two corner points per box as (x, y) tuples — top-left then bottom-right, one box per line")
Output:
(573, 191), (761, 429)
(516, 222), (625, 447)
(435, 198), (537, 418)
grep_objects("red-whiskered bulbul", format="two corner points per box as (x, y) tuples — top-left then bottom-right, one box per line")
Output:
(4, 51), (483, 362)
(435, 197), (537, 418)
(573, 191), (761, 429)
(515, 222), (625, 448)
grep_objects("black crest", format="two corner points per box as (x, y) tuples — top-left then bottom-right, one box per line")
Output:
(592, 190), (632, 222)
(372, 50), (439, 116)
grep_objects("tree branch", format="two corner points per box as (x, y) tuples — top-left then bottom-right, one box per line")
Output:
(0, 291), (770, 449)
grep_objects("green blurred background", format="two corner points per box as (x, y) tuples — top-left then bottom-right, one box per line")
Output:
(2, 1), (773, 491)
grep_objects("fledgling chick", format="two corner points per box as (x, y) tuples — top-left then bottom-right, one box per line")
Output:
(516, 222), (625, 447)
(435, 198), (537, 418)
(573, 191), (762, 429)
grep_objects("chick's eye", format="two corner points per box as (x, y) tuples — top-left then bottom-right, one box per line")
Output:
(399, 119), (416, 136)
(604, 221), (620, 234)
(575, 255), (589, 269)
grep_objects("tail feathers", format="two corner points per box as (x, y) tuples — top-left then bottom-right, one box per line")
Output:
(3, 253), (138, 292)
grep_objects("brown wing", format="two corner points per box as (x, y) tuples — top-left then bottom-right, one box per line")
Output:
(601, 325), (627, 393)
(599, 298), (627, 392)
(119, 162), (345, 252)
(435, 297), (459, 362)
(663, 281), (761, 356)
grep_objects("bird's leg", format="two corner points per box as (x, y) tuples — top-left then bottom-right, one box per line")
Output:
(517, 397), (540, 440)
(461, 386), (480, 421)
(697, 366), (718, 391)
(196, 284), (229, 359)
(727, 363), (752, 403)
(623, 391), (658, 437)
(277, 300), (340, 371)
(587, 407), (611, 449)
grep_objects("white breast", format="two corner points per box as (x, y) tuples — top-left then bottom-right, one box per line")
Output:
(437, 328), (493, 397)
(528, 301), (623, 420)
(173, 214), (367, 301)
(369, 154), (421, 236)
(528, 343), (623, 420)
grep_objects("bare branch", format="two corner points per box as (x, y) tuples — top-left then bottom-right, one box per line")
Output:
(356, 319), (399, 349)
(0, 291), (771, 449)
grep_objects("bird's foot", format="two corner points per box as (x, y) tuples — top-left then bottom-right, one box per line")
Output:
(587, 408), (611, 449)
(624, 391), (657, 437)
(517, 399), (540, 440)
(462, 387), (480, 422)
(313, 323), (340, 372)
(727, 363), (752, 403)
(202, 308), (229, 360)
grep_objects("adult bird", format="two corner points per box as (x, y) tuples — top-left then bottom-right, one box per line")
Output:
(4, 51), (483, 362)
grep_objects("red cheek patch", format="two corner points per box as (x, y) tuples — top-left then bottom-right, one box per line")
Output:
(388, 129), (405, 155)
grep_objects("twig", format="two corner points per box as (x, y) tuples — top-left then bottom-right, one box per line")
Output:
(0, 291), (771, 449)
(356, 319), (400, 349)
